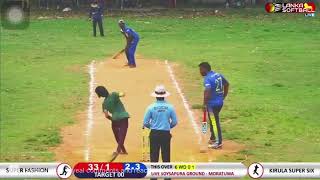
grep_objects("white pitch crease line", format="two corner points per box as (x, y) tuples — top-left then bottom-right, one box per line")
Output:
(165, 60), (201, 144)
(85, 61), (95, 161)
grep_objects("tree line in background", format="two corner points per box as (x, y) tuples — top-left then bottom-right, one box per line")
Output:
(30, 0), (179, 9)
(8, 0), (277, 11)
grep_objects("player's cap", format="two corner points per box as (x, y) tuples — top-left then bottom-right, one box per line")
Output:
(118, 19), (125, 24)
(151, 85), (170, 98)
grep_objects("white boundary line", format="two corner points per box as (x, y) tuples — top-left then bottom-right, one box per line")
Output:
(85, 61), (95, 161)
(165, 60), (201, 144)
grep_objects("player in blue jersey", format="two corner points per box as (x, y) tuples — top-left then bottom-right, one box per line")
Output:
(118, 20), (140, 68)
(89, 0), (104, 37)
(199, 62), (229, 149)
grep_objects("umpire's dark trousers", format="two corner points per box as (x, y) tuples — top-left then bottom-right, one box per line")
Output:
(93, 18), (104, 37)
(149, 129), (171, 180)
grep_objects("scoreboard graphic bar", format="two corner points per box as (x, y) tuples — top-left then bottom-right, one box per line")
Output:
(1, 162), (320, 179)
(144, 163), (246, 178)
(73, 162), (246, 178)
(73, 162), (147, 178)
(0, 163), (60, 178)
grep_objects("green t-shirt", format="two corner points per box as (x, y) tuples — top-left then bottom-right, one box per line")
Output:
(103, 92), (130, 121)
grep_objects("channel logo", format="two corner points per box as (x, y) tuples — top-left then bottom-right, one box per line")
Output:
(265, 2), (316, 13)
(1, 0), (30, 29)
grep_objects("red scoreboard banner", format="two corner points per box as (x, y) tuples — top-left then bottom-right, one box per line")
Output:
(73, 162), (147, 178)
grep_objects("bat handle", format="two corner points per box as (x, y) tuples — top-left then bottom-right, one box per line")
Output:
(203, 109), (207, 122)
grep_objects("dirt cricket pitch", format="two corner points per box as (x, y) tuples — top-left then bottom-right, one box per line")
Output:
(54, 53), (244, 169)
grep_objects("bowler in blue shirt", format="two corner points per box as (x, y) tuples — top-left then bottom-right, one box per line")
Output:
(143, 85), (177, 180)
(199, 62), (229, 149)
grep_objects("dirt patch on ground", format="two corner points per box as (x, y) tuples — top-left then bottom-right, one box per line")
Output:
(53, 54), (244, 178)
(64, 64), (84, 73)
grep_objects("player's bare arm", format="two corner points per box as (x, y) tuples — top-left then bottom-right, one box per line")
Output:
(203, 88), (211, 111)
(104, 111), (112, 120)
(118, 92), (125, 97)
(223, 82), (229, 99)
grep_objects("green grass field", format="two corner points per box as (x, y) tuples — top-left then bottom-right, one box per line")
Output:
(1, 9), (319, 163)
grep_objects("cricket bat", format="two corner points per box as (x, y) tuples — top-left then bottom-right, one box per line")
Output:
(112, 49), (125, 59)
(199, 109), (208, 153)
(201, 110), (208, 134)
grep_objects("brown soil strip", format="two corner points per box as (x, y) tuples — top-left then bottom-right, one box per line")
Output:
(53, 54), (244, 179)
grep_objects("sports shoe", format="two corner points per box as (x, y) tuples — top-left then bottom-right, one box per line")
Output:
(208, 139), (215, 145)
(208, 143), (222, 149)
(109, 152), (119, 162)
(119, 151), (128, 155)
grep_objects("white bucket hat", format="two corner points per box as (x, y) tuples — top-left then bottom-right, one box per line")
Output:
(151, 85), (170, 97)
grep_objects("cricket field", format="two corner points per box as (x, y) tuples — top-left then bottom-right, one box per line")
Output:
(1, 9), (319, 175)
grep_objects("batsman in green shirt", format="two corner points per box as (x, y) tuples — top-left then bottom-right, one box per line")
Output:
(95, 86), (130, 161)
